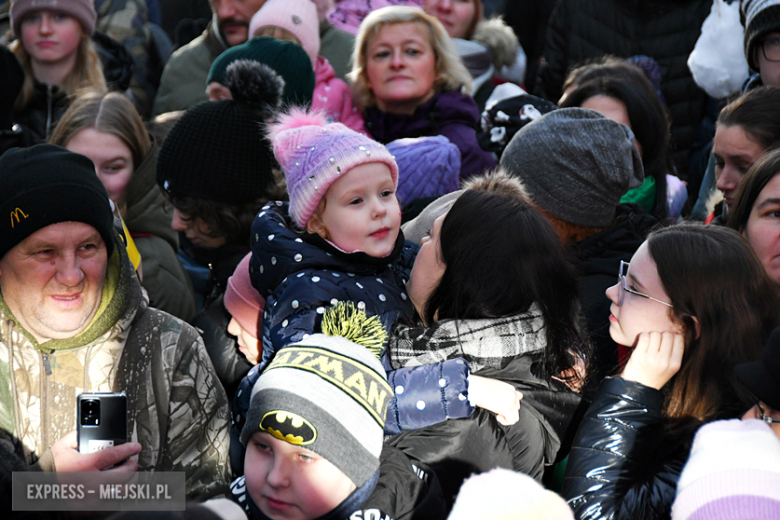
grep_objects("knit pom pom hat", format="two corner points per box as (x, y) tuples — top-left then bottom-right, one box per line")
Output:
(269, 109), (398, 229)
(249, 0), (320, 65)
(11, 0), (97, 37)
(240, 303), (390, 488)
(224, 253), (265, 338)
(671, 418), (780, 520)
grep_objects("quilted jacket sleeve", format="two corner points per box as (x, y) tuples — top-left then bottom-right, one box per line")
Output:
(384, 358), (473, 435)
(561, 377), (687, 520)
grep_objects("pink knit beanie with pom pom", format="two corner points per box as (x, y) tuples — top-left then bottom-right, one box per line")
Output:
(269, 109), (399, 229)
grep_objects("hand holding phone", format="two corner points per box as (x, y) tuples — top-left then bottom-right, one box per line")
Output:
(52, 431), (141, 472)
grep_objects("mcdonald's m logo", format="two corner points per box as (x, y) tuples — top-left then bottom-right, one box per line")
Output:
(10, 208), (28, 228)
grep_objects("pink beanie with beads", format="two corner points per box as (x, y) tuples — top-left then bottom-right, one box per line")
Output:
(11, 0), (97, 37)
(248, 0), (320, 65)
(224, 253), (265, 338)
(269, 109), (399, 229)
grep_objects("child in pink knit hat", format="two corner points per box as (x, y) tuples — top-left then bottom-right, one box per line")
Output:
(248, 108), (416, 366)
(249, 0), (367, 134)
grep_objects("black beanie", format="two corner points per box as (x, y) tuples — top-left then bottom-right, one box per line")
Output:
(156, 100), (276, 204)
(0, 145), (115, 260)
(743, 0), (780, 71)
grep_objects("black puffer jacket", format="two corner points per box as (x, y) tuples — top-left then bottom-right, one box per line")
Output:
(535, 0), (711, 176)
(569, 204), (657, 382)
(562, 377), (691, 520)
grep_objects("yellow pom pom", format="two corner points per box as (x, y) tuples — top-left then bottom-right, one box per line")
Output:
(321, 302), (387, 359)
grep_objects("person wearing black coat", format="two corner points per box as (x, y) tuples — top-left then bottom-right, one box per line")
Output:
(535, 0), (711, 177)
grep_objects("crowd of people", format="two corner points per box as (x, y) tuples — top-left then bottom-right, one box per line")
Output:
(2, 0), (780, 519)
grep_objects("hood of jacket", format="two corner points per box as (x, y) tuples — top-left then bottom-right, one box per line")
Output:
(314, 55), (335, 85)
(123, 136), (178, 251)
(364, 89), (481, 144)
(93, 30), (135, 93)
(471, 17), (519, 70)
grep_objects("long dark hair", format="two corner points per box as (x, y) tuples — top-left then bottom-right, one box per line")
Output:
(424, 171), (590, 384)
(646, 224), (780, 423)
(728, 147), (780, 233)
(561, 68), (672, 220)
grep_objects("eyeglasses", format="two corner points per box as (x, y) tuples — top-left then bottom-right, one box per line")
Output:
(758, 402), (780, 424)
(760, 37), (780, 62)
(617, 261), (673, 308)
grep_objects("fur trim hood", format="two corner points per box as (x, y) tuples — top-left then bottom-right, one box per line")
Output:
(471, 17), (519, 69)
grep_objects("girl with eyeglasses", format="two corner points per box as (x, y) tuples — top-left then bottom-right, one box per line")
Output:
(562, 223), (780, 520)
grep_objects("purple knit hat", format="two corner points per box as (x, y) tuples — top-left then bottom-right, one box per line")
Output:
(671, 419), (780, 520)
(268, 109), (398, 229)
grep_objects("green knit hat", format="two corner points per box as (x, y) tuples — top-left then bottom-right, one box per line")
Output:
(207, 37), (315, 107)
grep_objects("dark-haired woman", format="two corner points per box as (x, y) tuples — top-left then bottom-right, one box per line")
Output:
(728, 147), (780, 285)
(563, 223), (780, 519)
(560, 65), (675, 220)
(696, 87), (780, 223)
(385, 170), (590, 504)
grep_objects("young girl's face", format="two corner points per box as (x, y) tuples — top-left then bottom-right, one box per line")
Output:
(605, 241), (682, 347)
(308, 162), (401, 258)
(245, 431), (356, 520)
(21, 10), (83, 67)
(365, 22), (438, 115)
(227, 317), (260, 365)
(66, 128), (134, 204)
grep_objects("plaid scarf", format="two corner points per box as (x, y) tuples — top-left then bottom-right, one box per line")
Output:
(389, 304), (546, 372)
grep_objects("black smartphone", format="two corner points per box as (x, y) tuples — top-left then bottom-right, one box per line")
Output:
(77, 392), (127, 455)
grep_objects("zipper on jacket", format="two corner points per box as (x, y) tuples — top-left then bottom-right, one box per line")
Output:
(42, 350), (53, 376)
(41, 349), (53, 452)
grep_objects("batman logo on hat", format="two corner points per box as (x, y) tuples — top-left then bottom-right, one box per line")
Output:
(260, 410), (317, 446)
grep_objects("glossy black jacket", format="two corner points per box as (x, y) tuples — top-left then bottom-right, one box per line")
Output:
(562, 377), (691, 520)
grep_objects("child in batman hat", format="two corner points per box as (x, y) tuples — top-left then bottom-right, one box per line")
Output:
(230, 304), (446, 520)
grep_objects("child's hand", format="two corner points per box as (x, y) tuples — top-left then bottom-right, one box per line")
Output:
(620, 331), (685, 390)
(468, 375), (524, 426)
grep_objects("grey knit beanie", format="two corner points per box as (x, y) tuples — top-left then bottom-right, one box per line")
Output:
(499, 108), (644, 227)
(240, 332), (390, 487)
(742, 0), (780, 71)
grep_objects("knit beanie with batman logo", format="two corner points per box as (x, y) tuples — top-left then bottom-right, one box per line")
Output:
(240, 303), (390, 488)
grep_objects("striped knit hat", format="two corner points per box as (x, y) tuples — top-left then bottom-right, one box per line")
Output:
(742, 0), (780, 71)
(240, 306), (391, 487)
(671, 418), (780, 520)
(268, 108), (398, 229)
